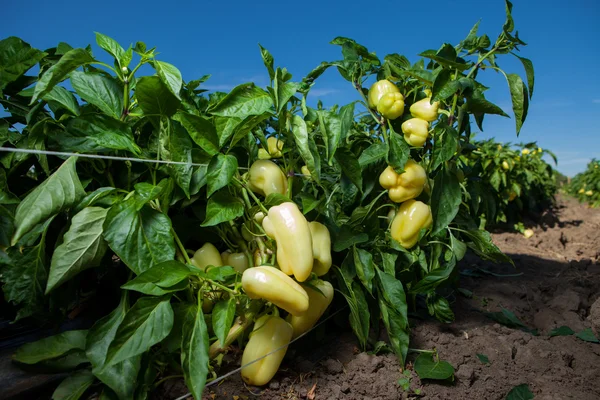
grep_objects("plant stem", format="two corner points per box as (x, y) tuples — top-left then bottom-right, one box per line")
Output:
(172, 228), (192, 265)
(234, 177), (269, 214)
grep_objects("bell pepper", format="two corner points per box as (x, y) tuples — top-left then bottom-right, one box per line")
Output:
(308, 222), (332, 276)
(586, 190), (594, 196)
(287, 280), (334, 338)
(242, 266), (309, 316)
(191, 243), (223, 270)
(386, 208), (396, 224)
(497, 144), (503, 151)
(254, 211), (265, 224)
(368, 79), (400, 109)
(508, 191), (517, 202)
(248, 160), (288, 197)
(502, 161), (510, 170)
(377, 92), (405, 120)
(578, 188), (585, 194)
(262, 202), (313, 282)
(301, 165), (311, 178)
(241, 315), (293, 386)
(390, 199), (432, 249)
(401, 118), (430, 147)
(522, 148), (530, 155)
(379, 160), (427, 203)
(258, 137), (284, 159)
(523, 229), (534, 239)
(409, 97), (440, 122)
(221, 250), (249, 273)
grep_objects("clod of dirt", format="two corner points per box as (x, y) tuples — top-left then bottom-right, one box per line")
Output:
(590, 297), (600, 336)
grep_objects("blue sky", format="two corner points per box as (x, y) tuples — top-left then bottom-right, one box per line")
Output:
(2, 0), (598, 176)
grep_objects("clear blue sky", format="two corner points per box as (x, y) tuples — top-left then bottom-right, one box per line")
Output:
(2, 0), (599, 176)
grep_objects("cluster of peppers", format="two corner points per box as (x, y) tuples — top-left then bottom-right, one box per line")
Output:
(369, 80), (436, 248)
(191, 156), (334, 386)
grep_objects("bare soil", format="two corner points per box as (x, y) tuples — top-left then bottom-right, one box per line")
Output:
(158, 196), (600, 400)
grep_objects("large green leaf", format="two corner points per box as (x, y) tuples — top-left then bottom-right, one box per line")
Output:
(0, 37), (46, 91)
(201, 190), (244, 227)
(173, 111), (219, 155)
(51, 370), (95, 400)
(181, 304), (210, 400)
(505, 384), (534, 400)
(291, 115), (320, 183)
(335, 148), (362, 190)
(14, 330), (88, 364)
(431, 126), (458, 171)
(506, 73), (529, 134)
(334, 267), (370, 350)
(159, 119), (193, 197)
(135, 76), (180, 117)
(86, 298), (142, 400)
(31, 48), (96, 103)
(103, 198), (176, 275)
(212, 298), (236, 347)
(376, 270), (409, 363)
(95, 32), (128, 68)
(258, 44), (275, 81)
(318, 110), (342, 164)
(12, 156), (85, 246)
(414, 353), (454, 380)
(353, 247), (374, 294)
(153, 60), (182, 100)
(410, 258), (456, 294)
(461, 229), (513, 265)
(209, 83), (273, 119)
(43, 85), (80, 116)
(358, 142), (388, 168)
(388, 130), (409, 172)
(105, 296), (174, 366)
(206, 154), (238, 198)
(70, 70), (123, 119)
(431, 167), (461, 236)
(46, 207), (108, 293)
(121, 261), (192, 296)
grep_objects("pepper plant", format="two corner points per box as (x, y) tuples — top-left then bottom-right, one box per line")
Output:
(0, 1), (534, 398)
(565, 159), (600, 207)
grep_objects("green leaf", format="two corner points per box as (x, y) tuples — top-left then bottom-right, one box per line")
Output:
(505, 384), (534, 400)
(431, 167), (461, 236)
(86, 298), (142, 399)
(61, 115), (141, 154)
(209, 83), (273, 119)
(273, 71), (299, 114)
(380, 252), (397, 277)
(358, 141), (388, 168)
(318, 110), (342, 164)
(70, 71), (123, 119)
(484, 308), (537, 335)
(206, 154), (238, 198)
(339, 102), (355, 143)
(427, 294), (455, 323)
(419, 45), (470, 71)
(121, 261), (192, 296)
(103, 198), (176, 275)
(410, 259), (455, 294)
(388, 130), (409, 172)
(333, 267), (370, 350)
(135, 76), (180, 117)
(0, 37), (46, 90)
(461, 229), (513, 265)
(201, 191), (244, 227)
(353, 247), (375, 294)
(95, 32), (127, 68)
(549, 326), (575, 337)
(46, 207), (108, 293)
(173, 111), (219, 155)
(513, 55), (534, 98)
(181, 304), (210, 400)
(476, 353), (489, 364)
(52, 370), (95, 400)
(14, 330), (88, 364)
(466, 97), (509, 118)
(432, 69), (460, 102)
(333, 226), (368, 252)
(105, 296), (174, 366)
(335, 148), (362, 190)
(291, 115), (320, 183)
(212, 298), (236, 347)
(153, 60), (182, 99)
(0, 205), (14, 248)
(12, 156), (85, 246)
(258, 44), (275, 81)
(32, 48), (95, 103)
(159, 119), (193, 197)
(43, 85), (80, 116)
(376, 270), (409, 363)
(506, 73), (529, 134)
(576, 328), (599, 343)
(0, 169), (19, 204)
(431, 126), (458, 171)
(414, 353), (454, 380)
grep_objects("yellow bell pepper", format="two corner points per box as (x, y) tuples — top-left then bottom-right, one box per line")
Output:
(248, 160), (288, 197)
(401, 118), (430, 147)
(262, 202), (313, 282)
(287, 280), (334, 338)
(578, 188), (585, 194)
(521, 148), (530, 155)
(221, 250), (249, 273)
(390, 199), (432, 249)
(409, 97), (440, 122)
(241, 315), (293, 386)
(502, 161), (510, 170)
(308, 222), (332, 276)
(191, 243), (223, 270)
(509, 191), (517, 202)
(367, 79), (400, 109)
(242, 266), (309, 316)
(586, 190), (593, 196)
(497, 144), (503, 151)
(258, 137), (284, 159)
(523, 229), (534, 239)
(377, 92), (405, 120)
(379, 160), (427, 203)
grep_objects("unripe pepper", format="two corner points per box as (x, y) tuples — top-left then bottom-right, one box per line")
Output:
(522, 148), (530, 155)
(308, 222), (332, 276)
(368, 80), (400, 109)
(301, 165), (311, 178)
(508, 191), (517, 202)
(191, 243), (223, 270)
(409, 97), (440, 122)
(241, 315), (293, 386)
(379, 160), (427, 203)
(262, 202), (313, 282)
(578, 188), (585, 194)
(401, 118), (430, 147)
(242, 266), (309, 316)
(586, 190), (594, 196)
(221, 250), (249, 273)
(287, 280), (334, 338)
(390, 199), (432, 249)
(376, 92), (405, 120)
(258, 137), (284, 159)
(248, 160), (288, 197)
(502, 161), (510, 170)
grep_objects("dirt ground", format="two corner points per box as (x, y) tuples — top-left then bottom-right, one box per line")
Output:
(158, 196), (600, 400)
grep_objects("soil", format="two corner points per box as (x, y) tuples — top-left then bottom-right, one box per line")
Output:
(160, 196), (600, 399)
